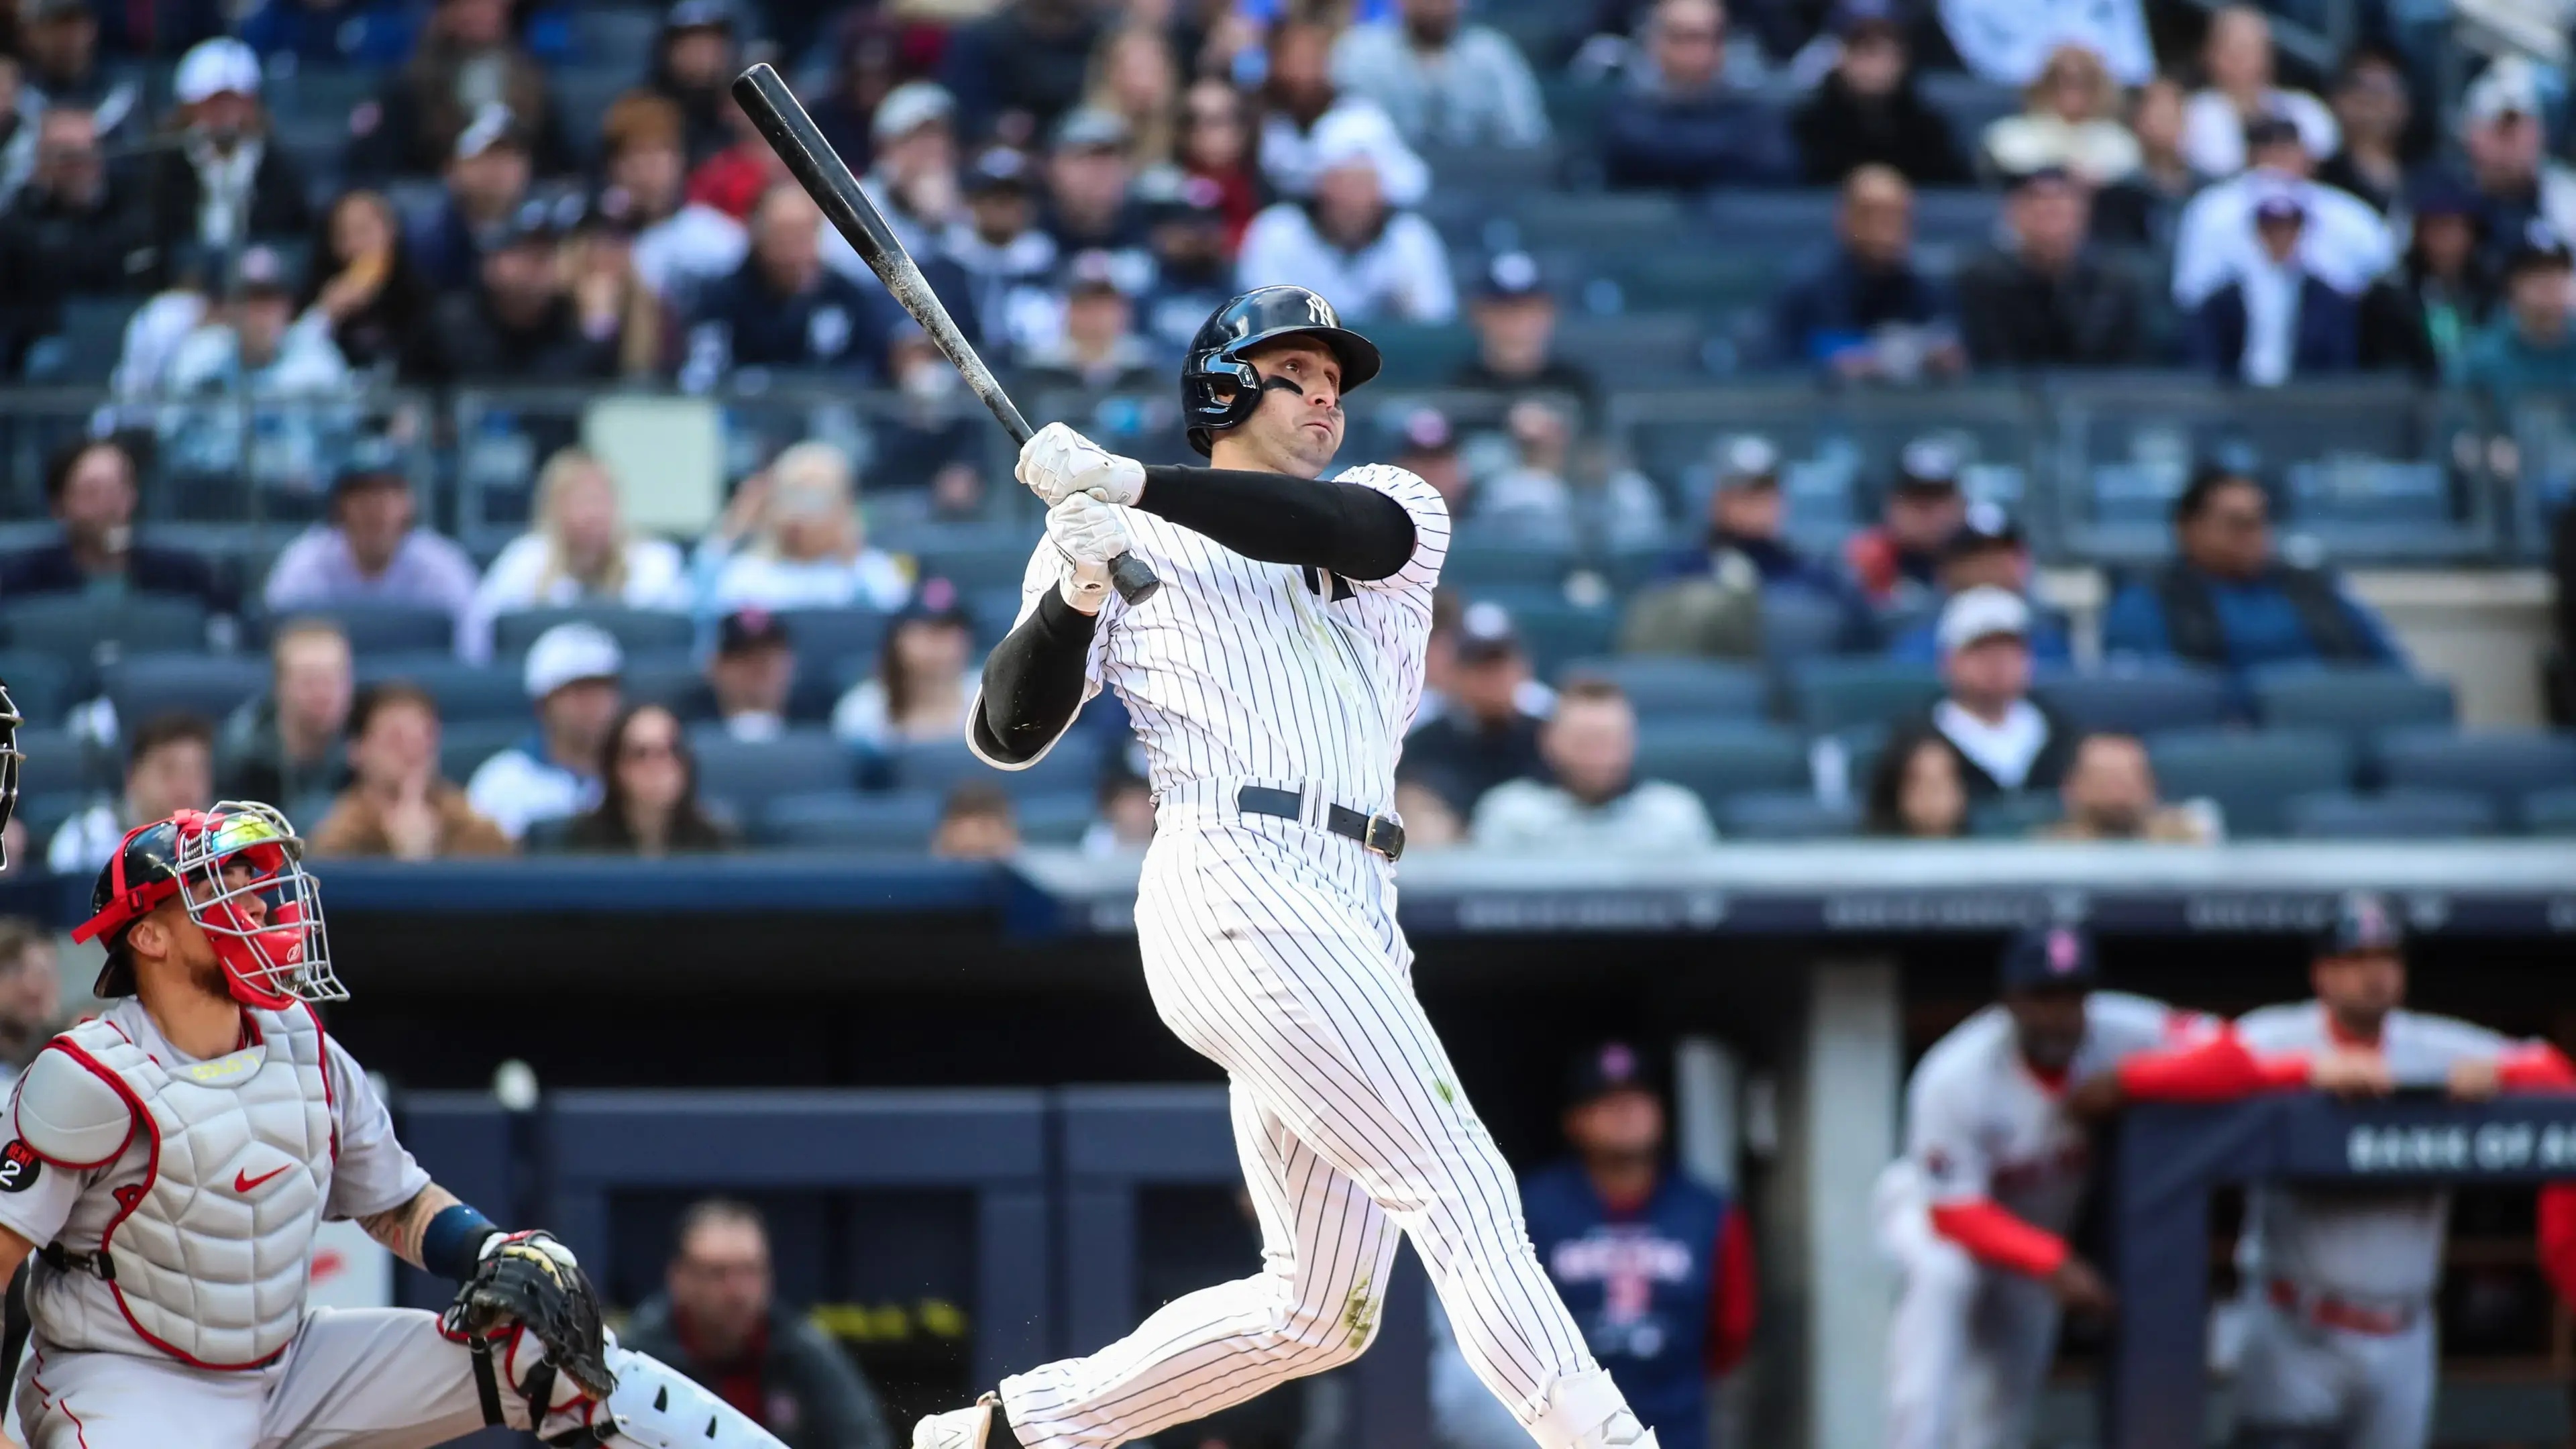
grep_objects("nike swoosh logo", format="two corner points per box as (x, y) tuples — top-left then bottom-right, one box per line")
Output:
(233, 1165), (292, 1193)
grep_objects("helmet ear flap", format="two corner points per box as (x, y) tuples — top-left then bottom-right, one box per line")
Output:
(1183, 352), (1266, 457)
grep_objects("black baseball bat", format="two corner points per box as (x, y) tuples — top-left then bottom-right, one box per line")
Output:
(730, 64), (1162, 606)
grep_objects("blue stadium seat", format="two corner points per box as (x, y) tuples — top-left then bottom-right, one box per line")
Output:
(1970, 793), (2063, 838)
(759, 790), (944, 851)
(11, 726), (105, 797)
(1560, 657), (1766, 720)
(439, 720), (524, 786)
(1, 596), (209, 665)
(688, 730), (855, 818)
(1789, 661), (1942, 733)
(1713, 791), (1856, 840)
(2250, 668), (2456, 740)
(15, 792), (87, 853)
(1444, 542), (1575, 592)
(101, 654), (270, 729)
(888, 737), (1104, 798)
(2522, 788), (2576, 836)
(623, 655), (713, 724)
(0, 652), (75, 726)
(1509, 602), (1619, 678)
(1366, 324), (1479, 386)
(2033, 667), (2232, 737)
(1553, 315), (1707, 379)
(2375, 728), (2576, 810)
(2148, 729), (2355, 838)
(1631, 722), (1811, 812)
(1015, 792), (1098, 847)
(918, 547), (1035, 591)
(354, 655), (533, 723)
(2284, 789), (2501, 839)
(775, 608), (896, 667)
(21, 297), (142, 384)
(490, 606), (695, 659)
(290, 603), (453, 656)
(1760, 590), (1858, 661)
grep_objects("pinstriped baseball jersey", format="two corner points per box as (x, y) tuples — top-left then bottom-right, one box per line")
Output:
(986, 464), (1450, 805)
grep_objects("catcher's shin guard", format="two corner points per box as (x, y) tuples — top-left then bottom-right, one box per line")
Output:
(562, 1342), (793, 1449)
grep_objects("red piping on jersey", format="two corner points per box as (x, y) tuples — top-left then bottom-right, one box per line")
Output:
(1927, 1199), (2070, 1278)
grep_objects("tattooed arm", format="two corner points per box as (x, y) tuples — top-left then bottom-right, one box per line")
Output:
(357, 1182), (464, 1270)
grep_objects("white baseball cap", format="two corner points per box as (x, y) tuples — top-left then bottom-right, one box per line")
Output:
(174, 37), (261, 105)
(1935, 586), (2031, 654)
(523, 623), (624, 700)
(871, 81), (955, 144)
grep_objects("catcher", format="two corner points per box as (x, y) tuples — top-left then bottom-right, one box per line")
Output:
(0, 800), (783, 1448)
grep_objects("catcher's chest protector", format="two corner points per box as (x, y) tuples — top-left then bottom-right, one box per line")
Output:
(44, 1008), (333, 1368)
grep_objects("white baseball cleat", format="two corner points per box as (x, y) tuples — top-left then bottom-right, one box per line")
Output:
(912, 1393), (1000, 1449)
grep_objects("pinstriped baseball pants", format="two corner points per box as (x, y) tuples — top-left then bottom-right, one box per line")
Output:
(996, 792), (1607, 1449)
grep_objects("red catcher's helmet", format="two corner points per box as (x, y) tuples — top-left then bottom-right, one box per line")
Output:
(72, 802), (342, 1010)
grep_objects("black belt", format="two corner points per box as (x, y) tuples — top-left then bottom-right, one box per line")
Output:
(1235, 786), (1405, 861)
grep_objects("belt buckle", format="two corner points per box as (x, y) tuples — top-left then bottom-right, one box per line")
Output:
(1360, 813), (1406, 861)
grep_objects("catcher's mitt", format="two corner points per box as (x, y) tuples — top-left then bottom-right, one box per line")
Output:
(443, 1230), (617, 1403)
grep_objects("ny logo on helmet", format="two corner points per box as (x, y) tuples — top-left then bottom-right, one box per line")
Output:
(1305, 294), (1337, 328)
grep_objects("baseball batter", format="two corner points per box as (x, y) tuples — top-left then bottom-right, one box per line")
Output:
(921, 286), (1652, 1449)
(1878, 924), (2209, 1449)
(0, 800), (788, 1449)
(2076, 892), (2576, 1449)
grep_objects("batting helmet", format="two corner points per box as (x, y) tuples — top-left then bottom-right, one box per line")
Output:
(0, 680), (19, 870)
(73, 802), (342, 1010)
(2314, 890), (2405, 959)
(1181, 286), (1382, 456)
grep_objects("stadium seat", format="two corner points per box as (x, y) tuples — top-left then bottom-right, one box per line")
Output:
(101, 654), (270, 729)
(354, 655), (533, 722)
(1760, 590), (1858, 662)
(292, 603), (454, 657)
(15, 792), (87, 852)
(2375, 728), (2576, 810)
(759, 790), (943, 851)
(918, 546), (1034, 591)
(775, 607), (895, 667)
(2250, 668), (2456, 740)
(1509, 602), (1619, 678)
(1970, 793), (2062, 838)
(1553, 315), (1707, 380)
(1015, 792), (1097, 847)
(1789, 661), (1943, 733)
(438, 720), (524, 786)
(0, 652), (75, 726)
(623, 655), (714, 723)
(1, 596), (209, 665)
(2521, 787), (2576, 836)
(1365, 324), (1479, 386)
(21, 297), (142, 384)
(1444, 542), (1575, 592)
(888, 737), (1104, 798)
(689, 731), (855, 819)
(1713, 791), (1857, 840)
(2147, 728), (2355, 837)
(1559, 657), (1766, 720)
(11, 725), (105, 797)
(2284, 789), (2500, 839)
(1631, 722), (1811, 812)
(490, 606), (695, 659)
(2033, 667), (2232, 737)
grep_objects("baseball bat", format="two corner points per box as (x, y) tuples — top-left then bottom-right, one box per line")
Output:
(731, 63), (1163, 606)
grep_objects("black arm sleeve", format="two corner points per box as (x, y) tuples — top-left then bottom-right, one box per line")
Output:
(972, 587), (1100, 765)
(1136, 466), (1417, 580)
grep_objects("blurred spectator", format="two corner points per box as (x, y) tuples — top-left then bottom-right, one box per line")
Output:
(467, 622), (623, 841)
(1956, 167), (2145, 368)
(410, 196), (623, 384)
(938, 0), (1102, 148)
(2181, 7), (2335, 177)
(0, 105), (154, 368)
(308, 682), (512, 860)
(141, 38), (311, 258)
(1395, 407), (1470, 517)
(601, 94), (747, 312)
(18, 0), (136, 132)
(2190, 189), (2361, 384)
(1084, 23), (1183, 168)
(1081, 769), (1156, 855)
(2365, 183), (2494, 382)
(682, 185), (897, 390)
(642, 1), (737, 166)
(1136, 170), (1238, 355)
(2102, 464), (2400, 669)
(1845, 437), (1968, 612)
(932, 782), (1021, 859)
(1887, 503), (2072, 667)
(1178, 78), (1262, 247)
(301, 190), (436, 374)
(1330, 0), (1550, 150)
(565, 197), (665, 380)
(162, 247), (358, 480)
(554, 704), (738, 855)
(685, 86), (792, 223)
(239, 0), (419, 68)
(2169, 117), (2392, 311)
(1260, 21), (1430, 205)
(49, 712), (215, 875)
(1864, 726), (1968, 838)
(947, 147), (1059, 358)
(1600, 0), (1796, 191)
(1470, 680), (1716, 853)
(407, 105), (533, 294)
(1238, 111), (1454, 323)
(876, 327), (990, 519)
(1915, 587), (2073, 799)
(2463, 223), (2576, 398)
(1982, 44), (2140, 187)
(350, 0), (572, 180)
(464, 447), (690, 661)
(1040, 109), (1151, 276)
(808, 13), (906, 174)
(1452, 253), (1600, 421)
(700, 440), (912, 614)
(832, 582), (978, 753)
(1631, 435), (1866, 655)
(218, 619), (354, 807)
(0, 56), (26, 214)
(1771, 166), (1962, 379)
(2445, 60), (2576, 280)
(1472, 398), (1666, 549)
(704, 608), (793, 743)
(1935, 0), (2148, 89)
(264, 447), (479, 641)
(1401, 602), (1546, 812)
(2036, 732), (2219, 843)
(1022, 252), (1159, 389)
(0, 437), (227, 611)
(1792, 0), (1967, 186)
(1391, 777), (1463, 851)
(0, 920), (61, 1079)
(850, 83), (963, 262)
(2090, 74), (2198, 250)
(621, 1200), (893, 1446)
(2314, 46), (2410, 215)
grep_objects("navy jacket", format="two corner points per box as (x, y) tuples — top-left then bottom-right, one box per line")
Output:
(2190, 274), (2361, 380)
(684, 262), (904, 388)
(1770, 249), (1953, 367)
(0, 541), (230, 614)
(1600, 87), (1798, 191)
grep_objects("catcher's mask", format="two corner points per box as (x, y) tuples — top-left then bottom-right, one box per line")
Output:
(0, 679), (19, 870)
(72, 802), (342, 1010)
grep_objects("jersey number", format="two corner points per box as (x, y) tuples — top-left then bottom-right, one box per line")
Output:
(1303, 566), (1354, 602)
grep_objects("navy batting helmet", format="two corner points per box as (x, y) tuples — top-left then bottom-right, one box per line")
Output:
(2314, 890), (2405, 959)
(1181, 286), (1382, 456)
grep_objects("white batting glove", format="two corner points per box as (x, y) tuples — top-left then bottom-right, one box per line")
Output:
(1017, 421), (1145, 507)
(1046, 492), (1134, 615)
